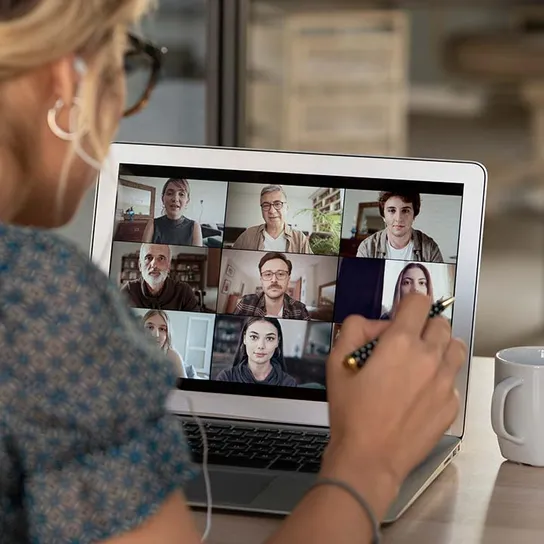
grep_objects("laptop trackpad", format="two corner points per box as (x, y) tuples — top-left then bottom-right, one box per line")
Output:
(185, 468), (277, 505)
(250, 474), (312, 511)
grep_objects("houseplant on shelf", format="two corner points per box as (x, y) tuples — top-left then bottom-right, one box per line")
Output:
(294, 208), (342, 255)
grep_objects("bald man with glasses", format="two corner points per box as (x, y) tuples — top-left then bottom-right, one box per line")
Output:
(232, 184), (312, 254)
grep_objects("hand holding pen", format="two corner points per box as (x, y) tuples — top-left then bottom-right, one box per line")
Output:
(324, 294), (466, 519)
(343, 296), (455, 371)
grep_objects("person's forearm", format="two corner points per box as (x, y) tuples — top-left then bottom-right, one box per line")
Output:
(266, 452), (399, 544)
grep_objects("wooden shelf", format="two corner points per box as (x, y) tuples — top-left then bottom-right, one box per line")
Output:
(245, 7), (410, 156)
(119, 252), (206, 290)
(311, 187), (343, 232)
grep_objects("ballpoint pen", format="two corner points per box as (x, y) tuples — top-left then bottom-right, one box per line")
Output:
(343, 296), (456, 371)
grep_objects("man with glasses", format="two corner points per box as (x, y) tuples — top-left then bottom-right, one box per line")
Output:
(233, 252), (310, 320)
(232, 185), (312, 254)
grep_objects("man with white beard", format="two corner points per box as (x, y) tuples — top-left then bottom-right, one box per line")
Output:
(121, 243), (199, 311)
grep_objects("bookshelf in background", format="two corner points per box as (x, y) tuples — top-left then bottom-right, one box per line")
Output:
(119, 252), (206, 291)
(211, 317), (244, 370)
(311, 188), (342, 231)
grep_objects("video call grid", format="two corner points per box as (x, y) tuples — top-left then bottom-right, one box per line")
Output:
(112, 241), (457, 318)
(115, 241), (458, 388)
(114, 174), (463, 261)
(112, 167), (463, 392)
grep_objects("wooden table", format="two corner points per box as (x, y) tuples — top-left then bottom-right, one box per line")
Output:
(193, 357), (544, 543)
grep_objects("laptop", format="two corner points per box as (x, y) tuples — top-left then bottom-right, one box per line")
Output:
(92, 143), (486, 523)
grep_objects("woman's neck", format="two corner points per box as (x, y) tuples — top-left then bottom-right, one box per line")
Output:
(248, 360), (273, 382)
(0, 152), (22, 223)
(167, 215), (185, 223)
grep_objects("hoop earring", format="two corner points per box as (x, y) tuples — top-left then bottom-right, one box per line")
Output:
(48, 97), (103, 170)
(47, 98), (79, 141)
(73, 133), (104, 171)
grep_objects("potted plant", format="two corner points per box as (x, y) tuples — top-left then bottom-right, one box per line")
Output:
(294, 208), (342, 255)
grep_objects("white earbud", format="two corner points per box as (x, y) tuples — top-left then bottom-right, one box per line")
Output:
(47, 57), (103, 171)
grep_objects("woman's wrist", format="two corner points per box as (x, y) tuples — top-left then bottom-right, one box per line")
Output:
(319, 442), (401, 521)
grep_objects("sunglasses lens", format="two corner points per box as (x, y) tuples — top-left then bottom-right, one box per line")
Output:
(124, 51), (154, 115)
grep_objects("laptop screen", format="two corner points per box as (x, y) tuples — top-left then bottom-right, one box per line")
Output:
(110, 163), (463, 403)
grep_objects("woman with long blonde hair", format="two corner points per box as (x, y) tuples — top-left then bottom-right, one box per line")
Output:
(0, 1), (466, 542)
(142, 309), (187, 378)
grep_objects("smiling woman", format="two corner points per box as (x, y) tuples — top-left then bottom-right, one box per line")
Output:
(143, 177), (203, 246)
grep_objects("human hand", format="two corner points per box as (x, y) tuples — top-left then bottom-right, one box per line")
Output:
(321, 293), (467, 517)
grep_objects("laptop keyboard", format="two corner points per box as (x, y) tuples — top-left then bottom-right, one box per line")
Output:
(182, 420), (329, 473)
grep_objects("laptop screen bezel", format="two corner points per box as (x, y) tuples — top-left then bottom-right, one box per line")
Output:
(92, 143), (487, 438)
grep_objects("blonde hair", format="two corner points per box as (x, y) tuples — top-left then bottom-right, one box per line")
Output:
(0, 0), (155, 214)
(142, 309), (173, 353)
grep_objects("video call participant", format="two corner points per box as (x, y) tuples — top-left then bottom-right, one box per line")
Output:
(215, 317), (297, 387)
(356, 191), (443, 262)
(121, 243), (199, 311)
(381, 263), (434, 320)
(232, 184), (312, 254)
(143, 178), (203, 247)
(142, 310), (187, 378)
(234, 252), (310, 320)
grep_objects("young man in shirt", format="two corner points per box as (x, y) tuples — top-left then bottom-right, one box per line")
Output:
(233, 252), (310, 320)
(356, 191), (443, 262)
(232, 184), (312, 254)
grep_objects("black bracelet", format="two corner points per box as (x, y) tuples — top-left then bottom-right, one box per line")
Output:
(307, 477), (382, 544)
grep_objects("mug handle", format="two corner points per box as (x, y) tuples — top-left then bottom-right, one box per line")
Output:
(491, 376), (524, 445)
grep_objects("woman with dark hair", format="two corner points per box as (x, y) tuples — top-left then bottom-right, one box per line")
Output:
(216, 317), (297, 386)
(143, 178), (203, 246)
(382, 263), (434, 320)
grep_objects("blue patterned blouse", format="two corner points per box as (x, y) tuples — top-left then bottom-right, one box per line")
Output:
(0, 224), (197, 543)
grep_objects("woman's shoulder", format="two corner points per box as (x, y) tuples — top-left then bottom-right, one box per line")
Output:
(0, 225), (133, 335)
(0, 225), (182, 443)
(0, 225), (198, 543)
(0, 224), (100, 275)
(0, 225), (115, 297)
(215, 367), (233, 381)
(166, 348), (186, 375)
(282, 372), (297, 387)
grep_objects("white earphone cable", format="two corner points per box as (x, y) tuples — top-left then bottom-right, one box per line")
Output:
(184, 395), (212, 542)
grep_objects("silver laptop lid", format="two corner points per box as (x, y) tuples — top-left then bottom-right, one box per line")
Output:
(92, 143), (486, 438)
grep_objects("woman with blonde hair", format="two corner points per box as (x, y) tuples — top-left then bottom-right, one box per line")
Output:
(142, 309), (187, 378)
(0, 1), (466, 542)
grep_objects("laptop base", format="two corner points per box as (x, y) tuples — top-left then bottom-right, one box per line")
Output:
(186, 434), (461, 523)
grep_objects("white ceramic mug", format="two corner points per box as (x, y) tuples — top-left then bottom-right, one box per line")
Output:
(491, 346), (544, 466)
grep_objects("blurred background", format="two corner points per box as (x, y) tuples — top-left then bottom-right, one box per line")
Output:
(58, 0), (544, 357)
